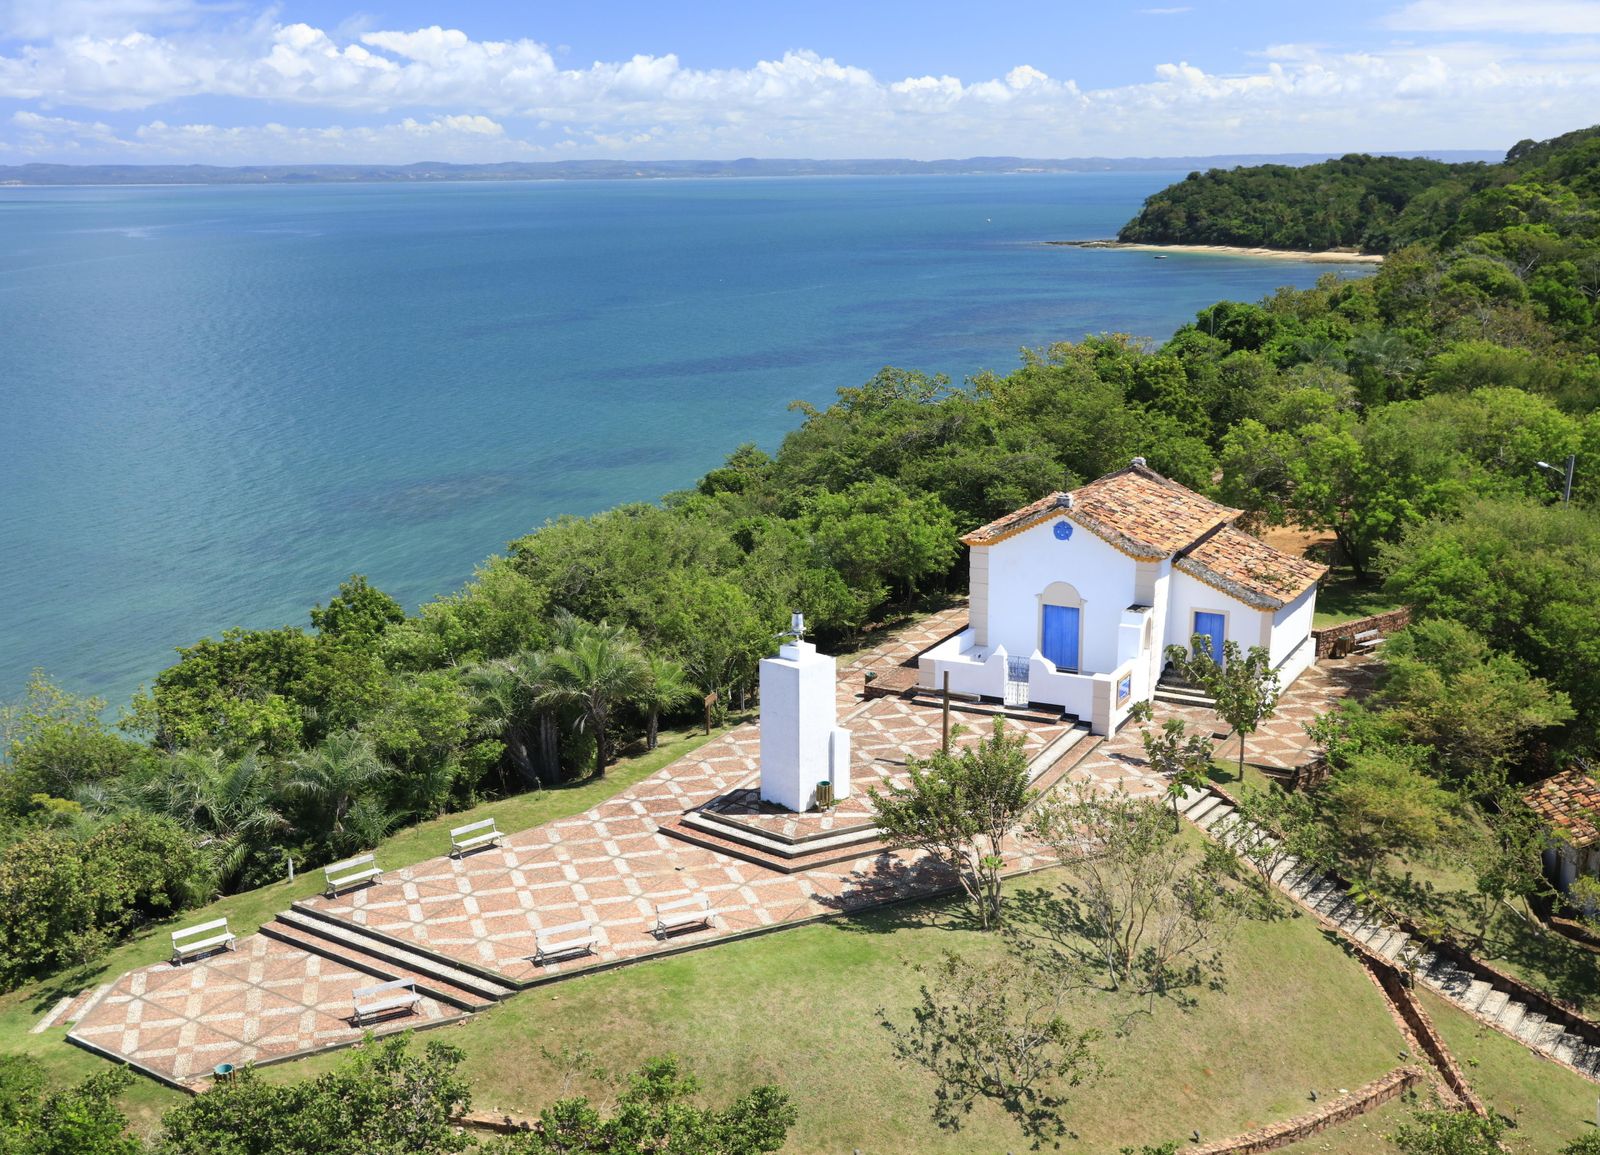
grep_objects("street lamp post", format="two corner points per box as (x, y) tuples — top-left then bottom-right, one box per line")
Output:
(1537, 454), (1576, 506)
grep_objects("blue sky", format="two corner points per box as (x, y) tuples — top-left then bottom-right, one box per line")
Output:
(1, 0), (1597, 163)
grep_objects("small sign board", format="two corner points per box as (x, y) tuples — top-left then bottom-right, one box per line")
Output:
(1116, 673), (1133, 707)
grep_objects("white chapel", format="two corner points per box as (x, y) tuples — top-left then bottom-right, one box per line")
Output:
(918, 459), (1326, 734)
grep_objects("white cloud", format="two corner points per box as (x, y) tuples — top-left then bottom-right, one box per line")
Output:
(0, 14), (1597, 162)
(1386, 0), (1600, 34)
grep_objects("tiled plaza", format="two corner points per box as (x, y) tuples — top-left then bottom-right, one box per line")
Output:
(64, 606), (1373, 1088)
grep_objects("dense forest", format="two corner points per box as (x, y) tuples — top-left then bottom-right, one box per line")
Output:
(1119, 124), (1600, 260)
(3, 123), (1600, 990)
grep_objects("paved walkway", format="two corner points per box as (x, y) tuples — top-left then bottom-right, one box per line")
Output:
(65, 612), (1372, 1088)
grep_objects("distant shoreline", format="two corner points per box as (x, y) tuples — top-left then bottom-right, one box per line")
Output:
(1048, 239), (1385, 264)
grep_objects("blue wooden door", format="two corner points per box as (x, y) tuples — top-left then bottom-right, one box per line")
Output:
(1193, 611), (1226, 665)
(1041, 605), (1080, 672)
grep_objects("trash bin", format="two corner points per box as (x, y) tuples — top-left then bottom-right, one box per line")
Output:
(815, 781), (834, 809)
(213, 1063), (235, 1082)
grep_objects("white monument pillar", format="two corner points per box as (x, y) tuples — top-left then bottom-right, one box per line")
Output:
(759, 615), (852, 812)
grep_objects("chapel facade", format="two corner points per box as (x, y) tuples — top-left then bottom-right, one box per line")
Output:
(918, 459), (1326, 734)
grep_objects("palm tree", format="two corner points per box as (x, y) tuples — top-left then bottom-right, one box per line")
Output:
(637, 654), (697, 750)
(144, 748), (291, 888)
(535, 619), (648, 778)
(465, 649), (561, 787)
(284, 731), (394, 856)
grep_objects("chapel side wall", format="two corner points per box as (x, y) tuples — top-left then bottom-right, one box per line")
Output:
(985, 519), (1138, 673)
(1271, 586), (1318, 666)
(1143, 560), (1172, 690)
(1165, 571), (1270, 660)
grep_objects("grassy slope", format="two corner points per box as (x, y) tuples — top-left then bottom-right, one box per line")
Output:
(1284, 987), (1600, 1154)
(0, 723), (732, 1129)
(258, 870), (1403, 1154)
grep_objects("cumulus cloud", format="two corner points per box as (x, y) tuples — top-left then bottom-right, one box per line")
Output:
(0, 11), (1597, 162)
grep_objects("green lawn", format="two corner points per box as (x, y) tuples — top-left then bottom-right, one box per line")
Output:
(1282, 987), (1600, 1155)
(256, 868), (1405, 1154)
(0, 721), (735, 1130)
(1314, 573), (1404, 629)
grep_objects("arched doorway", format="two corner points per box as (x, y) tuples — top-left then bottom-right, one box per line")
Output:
(1038, 581), (1083, 673)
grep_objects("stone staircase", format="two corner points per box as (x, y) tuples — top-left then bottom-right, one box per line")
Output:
(261, 906), (520, 1008)
(1176, 785), (1600, 1082)
(1154, 664), (1216, 708)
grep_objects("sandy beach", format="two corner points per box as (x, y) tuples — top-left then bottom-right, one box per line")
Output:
(1049, 239), (1385, 264)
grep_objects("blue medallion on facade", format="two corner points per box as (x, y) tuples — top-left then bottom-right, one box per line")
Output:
(1053, 520), (1073, 541)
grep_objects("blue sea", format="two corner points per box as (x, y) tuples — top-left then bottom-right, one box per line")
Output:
(0, 175), (1367, 709)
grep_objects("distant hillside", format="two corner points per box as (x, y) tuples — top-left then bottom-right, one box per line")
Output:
(0, 150), (1500, 186)
(1117, 125), (1600, 253)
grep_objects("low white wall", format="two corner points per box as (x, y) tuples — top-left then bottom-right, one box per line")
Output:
(1027, 655), (1097, 723)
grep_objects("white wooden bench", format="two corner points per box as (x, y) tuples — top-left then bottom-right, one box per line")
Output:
(324, 853), (383, 897)
(533, 920), (596, 966)
(1353, 628), (1385, 654)
(351, 977), (420, 1024)
(654, 894), (714, 937)
(171, 918), (236, 964)
(449, 817), (501, 858)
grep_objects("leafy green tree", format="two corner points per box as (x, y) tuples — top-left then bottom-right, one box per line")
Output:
(1129, 706), (1215, 831)
(161, 1034), (472, 1155)
(309, 575), (405, 642)
(1030, 787), (1246, 996)
(806, 479), (958, 607)
(364, 671), (500, 817)
(1317, 748), (1460, 885)
(535, 617), (649, 779)
(487, 1055), (795, 1155)
(880, 951), (1100, 1146)
(869, 721), (1034, 929)
(1382, 497), (1600, 747)
(1374, 619), (1573, 790)
(140, 627), (316, 755)
(1165, 639), (1280, 778)
(1389, 1105), (1506, 1155)
(1, 672), (150, 812)
(0, 1057), (143, 1155)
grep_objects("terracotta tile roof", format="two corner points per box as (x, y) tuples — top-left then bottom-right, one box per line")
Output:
(1175, 526), (1329, 611)
(1525, 768), (1600, 849)
(961, 461), (1240, 558)
(961, 491), (1075, 547)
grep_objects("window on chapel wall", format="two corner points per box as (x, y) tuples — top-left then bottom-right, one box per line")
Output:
(1038, 582), (1083, 673)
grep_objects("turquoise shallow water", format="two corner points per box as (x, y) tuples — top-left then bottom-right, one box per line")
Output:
(0, 175), (1362, 707)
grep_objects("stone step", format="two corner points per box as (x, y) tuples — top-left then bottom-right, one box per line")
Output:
(1153, 687), (1217, 709)
(1186, 796), (1225, 825)
(1269, 855), (1303, 885)
(1478, 990), (1510, 1021)
(1496, 999), (1528, 1035)
(1177, 785), (1209, 811)
(1553, 1033), (1579, 1067)
(269, 910), (518, 1007)
(1514, 1010), (1548, 1045)
(1530, 1018), (1566, 1053)
(1378, 931), (1413, 962)
(1461, 980), (1495, 1014)
(1194, 803), (1235, 831)
(286, 902), (519, 992)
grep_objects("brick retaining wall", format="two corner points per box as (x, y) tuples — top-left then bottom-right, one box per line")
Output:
(1190, 1066), (1428, 1155)
(1312, 608), (1412, 659)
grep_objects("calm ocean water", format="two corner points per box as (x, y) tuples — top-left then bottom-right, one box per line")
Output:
(0, 175), (1364, 708)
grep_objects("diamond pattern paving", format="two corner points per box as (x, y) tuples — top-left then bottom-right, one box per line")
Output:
(69, 935), (459, 1086)
(67, 611), (1371, 1088)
